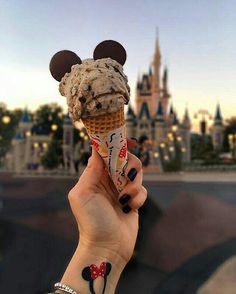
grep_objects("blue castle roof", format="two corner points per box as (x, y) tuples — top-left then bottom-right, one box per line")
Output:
(14, 132), (23, 140)
(139, 101), (150, 119)
(21, 109), (31, 123)
(215, 104), (222, 121)
(157, 101), (163, 116)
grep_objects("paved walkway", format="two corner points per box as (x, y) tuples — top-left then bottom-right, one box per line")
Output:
(1, 173), (236, 293)
(144, 171), (236, 182)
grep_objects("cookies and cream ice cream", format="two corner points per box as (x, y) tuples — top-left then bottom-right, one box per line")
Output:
(59, 58), (130, 122)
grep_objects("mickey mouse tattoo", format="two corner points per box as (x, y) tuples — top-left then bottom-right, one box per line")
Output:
(82, 262), (112, 294)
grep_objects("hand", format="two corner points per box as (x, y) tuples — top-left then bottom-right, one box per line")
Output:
(68, 140), (147, 263)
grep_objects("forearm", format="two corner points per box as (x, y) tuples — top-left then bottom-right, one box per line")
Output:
(59, 243), (127, 294)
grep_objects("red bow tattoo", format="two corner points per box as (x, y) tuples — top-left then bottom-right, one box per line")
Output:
(90, 262), (106, 280)
(82, 261), (112, 294)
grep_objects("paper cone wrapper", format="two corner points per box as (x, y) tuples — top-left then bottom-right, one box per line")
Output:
(82, 108), (128, 192)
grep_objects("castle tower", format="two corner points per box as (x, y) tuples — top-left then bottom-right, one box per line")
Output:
(167, 104), (175, 126)
(135, 32), (161, 117)
(12, 132), (24, 173)
(161, 66), (171, 119)
(211, 104), (224, 151)
(137, 101), (152, 139)
(63, 114), (75, 174)
(19, 109), (33, 137)
(154, 101), (165, 146)
(19, 109), (34, 168)
(135, 73), (152, 115)
(182, 108), (191, 162)
(152, 32), (161, 100)
(126, 105), (137, 138)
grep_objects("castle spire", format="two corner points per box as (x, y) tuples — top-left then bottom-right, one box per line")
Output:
(183, 107), (191, 128)
(139, 101), (150, 119)
(214, 103), (223, 125)
(126, 105), (136, 121)
(21, 108), (31, 123)
(169, 104), (174, 115)
(155, 101), (164, 122)
(149, 64), (152, 76)
(152, 27), (161, 100)
(136, 69), (142, 89)
(163, 66), (168, 90)
(155, 27), (161, 59)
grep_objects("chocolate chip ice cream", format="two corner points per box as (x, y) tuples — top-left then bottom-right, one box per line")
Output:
(59, 58), (130, 122)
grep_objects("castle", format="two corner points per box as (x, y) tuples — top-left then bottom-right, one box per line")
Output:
(5, 35), (227, 173)
(5, 109), (78, 174)
(125, 35), (191, 163)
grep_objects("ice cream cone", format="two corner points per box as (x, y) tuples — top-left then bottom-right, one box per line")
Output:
(82, 107), (128, 192)
(50, 44), (130, 191)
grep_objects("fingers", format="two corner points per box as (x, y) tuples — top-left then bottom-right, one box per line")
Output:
(76, 146), (105, 189)
(125, 152), (142, 181)
(118, 152), (147, 213)
(119, 183), (147, 213)
(129, 186), (147, 210)
(86, 146), (104, 170)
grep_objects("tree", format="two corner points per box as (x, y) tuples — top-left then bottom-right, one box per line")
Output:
(191, 134), (214, 160)
(161, 141), (182, 172)
(41, 138), (62, 169)
(0, 106), (21, 163)
(33, 103), (64, 141)
(222, 117), (236, 152)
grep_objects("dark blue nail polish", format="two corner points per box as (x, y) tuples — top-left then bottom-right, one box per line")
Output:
(122, 205), (132, 214)
(127, 168), (137, 181)
(119, 194), (131, 205)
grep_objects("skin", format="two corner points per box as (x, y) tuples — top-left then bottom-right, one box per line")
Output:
(57, 140), (147, 294)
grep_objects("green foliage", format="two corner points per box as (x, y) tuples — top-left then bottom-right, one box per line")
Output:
(191, 134), (214, 160)
(161, 141), (182, 172)
(191, 133), (223, 165)
(222, 118), (236, 152)
(0, 106), (21, 162)
(33, 104), (63, 140)
(41, 138), (62, 169)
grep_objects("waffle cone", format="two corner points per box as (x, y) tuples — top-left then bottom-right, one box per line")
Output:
(82, 107), (125, 135)
(81, 107), (127, 192)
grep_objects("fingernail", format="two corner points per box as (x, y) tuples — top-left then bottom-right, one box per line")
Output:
(128, 168), (137, 181)
(119, 194), (131, 205)
(122, 205), (132, 214)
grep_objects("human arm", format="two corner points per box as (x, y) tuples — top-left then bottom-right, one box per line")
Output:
(55, 142), (147, 294)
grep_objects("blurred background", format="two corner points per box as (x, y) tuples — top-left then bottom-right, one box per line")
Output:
(1, 0), (236, 293)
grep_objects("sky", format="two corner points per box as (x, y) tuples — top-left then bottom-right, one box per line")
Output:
(0, 0), (236, 127)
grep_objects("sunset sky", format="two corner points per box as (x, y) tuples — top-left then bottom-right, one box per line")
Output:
(0, 0), (235, 126)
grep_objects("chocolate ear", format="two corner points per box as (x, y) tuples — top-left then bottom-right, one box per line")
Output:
(93, 40), (126, 65)
(49, 50), (82, 81)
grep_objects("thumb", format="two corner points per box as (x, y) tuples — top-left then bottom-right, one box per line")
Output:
(86, 146), (105, 173)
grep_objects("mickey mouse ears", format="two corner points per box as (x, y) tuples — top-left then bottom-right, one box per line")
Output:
(49, 50), (82, 82)
(49, 40), (126, 81)
(93, 40), (126, 66)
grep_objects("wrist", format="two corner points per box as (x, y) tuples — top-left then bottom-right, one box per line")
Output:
(78, 240), (128, 268)
(60, 242), (127, 294)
